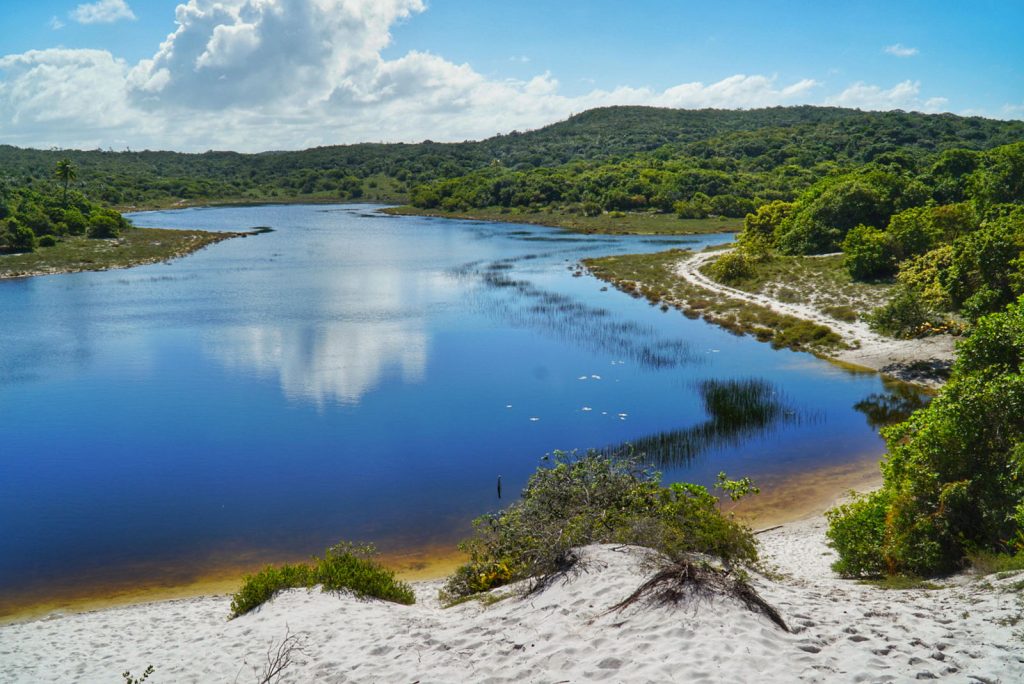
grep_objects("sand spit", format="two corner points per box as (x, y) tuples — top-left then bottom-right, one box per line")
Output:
(2, 520), (1021, 683)
(674, 250), (956, 389)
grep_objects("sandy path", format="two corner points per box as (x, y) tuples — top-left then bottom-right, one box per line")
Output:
(674, 249), (956, 387)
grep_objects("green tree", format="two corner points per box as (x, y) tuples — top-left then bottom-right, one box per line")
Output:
(842, 224), (894, 280)
(827, 296), (1024, 577)
(54, 158), (77, 206)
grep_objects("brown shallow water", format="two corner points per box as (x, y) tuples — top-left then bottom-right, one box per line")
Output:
(0, 455), (883, 625)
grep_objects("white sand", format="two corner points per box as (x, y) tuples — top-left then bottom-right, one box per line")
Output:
(2, 518), (1022, 683)
(674, 250), (955, 388)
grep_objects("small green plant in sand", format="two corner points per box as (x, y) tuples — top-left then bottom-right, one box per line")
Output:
(122, 665), (154, 684)
(230, 542), (414, 618)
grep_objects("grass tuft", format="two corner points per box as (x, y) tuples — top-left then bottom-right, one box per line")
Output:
(229, 542), (414, 618)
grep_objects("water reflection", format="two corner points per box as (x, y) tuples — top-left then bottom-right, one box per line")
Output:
(853, 379), (930, 430)
(461, 254), (698, 369)
(607, 378), (806, 467)
(206, 320), (427, 406)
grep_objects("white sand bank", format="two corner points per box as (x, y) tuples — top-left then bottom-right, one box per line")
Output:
(2, 520), (1022, 683)
(674, 250), (956, 388)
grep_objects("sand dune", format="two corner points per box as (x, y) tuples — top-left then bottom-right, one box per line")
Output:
(1, 517), (1022, 683)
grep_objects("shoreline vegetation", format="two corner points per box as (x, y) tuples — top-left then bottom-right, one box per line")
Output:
(0, 227), (256, 281)
(584, 247), (956, 388)
(381, 204), (742, 234)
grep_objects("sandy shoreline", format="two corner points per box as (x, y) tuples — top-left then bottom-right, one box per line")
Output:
(3, 502), (1021, 682)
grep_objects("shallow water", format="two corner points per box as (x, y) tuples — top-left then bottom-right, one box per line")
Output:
(0, 204), (917, 614)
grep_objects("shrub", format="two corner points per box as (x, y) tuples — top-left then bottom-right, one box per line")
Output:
(824, 490), (890, 577)
(865, 286), (937, 338)
(827, 297), (1024, 577)
(841, 224), (894, 280)
(38, 235), (58, 247)
(229, 542), (414, 617)
(440, 452), (757, 602)
(707, 250), (753, 284)
(88, 213), (122, 238)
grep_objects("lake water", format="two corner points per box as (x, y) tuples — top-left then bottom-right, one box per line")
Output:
(0, 204), (916, 615)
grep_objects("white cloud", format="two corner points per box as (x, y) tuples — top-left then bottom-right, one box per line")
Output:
(884, 43), (919, 58)
(0, 1), (971, 152)
(71, 0), (136, 25)
(826, 80), (947, 113)
(49, 16), (65, 30)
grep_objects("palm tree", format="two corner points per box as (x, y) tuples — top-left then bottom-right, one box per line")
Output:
(54, 158), (77, 206)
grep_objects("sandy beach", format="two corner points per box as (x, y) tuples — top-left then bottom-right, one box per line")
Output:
(2, 504), (1021, 683)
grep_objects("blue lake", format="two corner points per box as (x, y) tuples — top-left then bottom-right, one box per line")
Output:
(0, 204), (913, 614)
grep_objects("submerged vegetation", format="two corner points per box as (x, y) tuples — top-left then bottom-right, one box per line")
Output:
(583, 250), (845, 354)
(608, 378), (803, 468)
(230, 542), (414, 617)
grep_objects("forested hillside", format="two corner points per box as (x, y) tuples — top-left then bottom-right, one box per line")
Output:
(2, 106), (1022, 208)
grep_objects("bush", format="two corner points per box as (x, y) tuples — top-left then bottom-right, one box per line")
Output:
(88, 213), (122, 239)
(827, 297), (1024, 577)
(842, 224), (894, 280)
(707, 250), (753, 284)
(37, 235), (58, 247)
(230, 542), (414, 617)
(2, 219), (37, 253)
(824, 490), (890, 577)
(865, 286), (937, 338)
(440, 452), (757, 602)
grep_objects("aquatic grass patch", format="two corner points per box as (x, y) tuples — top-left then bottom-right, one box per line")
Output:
(584, 249), (848, 354)
(384, 205), (742, 235)
(599, 378), (805, 468)
(230, 542), (414, 618)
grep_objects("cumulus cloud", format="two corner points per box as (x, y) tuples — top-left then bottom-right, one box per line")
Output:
(884, 43), (919, 57)
(0, 0), (964, 151)
(826, 80), (947, 113)
(71, 0), (136, 25)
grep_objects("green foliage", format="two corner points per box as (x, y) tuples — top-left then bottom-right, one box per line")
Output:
(88, 211), (123, 239)
(865, 285), (938, 338)
(825, 490), (890, 577)
(841, 224), (894, 280)
(441, 452), (757, 602)
(1, 218), (37, 253)
(708, 249), (754, 284)
(37, 234), (58, 248)
(229, 542), (414, 617)
(827, 297), (1024, 577)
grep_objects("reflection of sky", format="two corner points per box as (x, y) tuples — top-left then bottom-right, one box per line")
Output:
(208, 321), (427, 406)
(202, 259), (460, 407)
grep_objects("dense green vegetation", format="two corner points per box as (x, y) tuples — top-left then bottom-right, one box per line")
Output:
(724, 142), (1024, 334)
(3, 107), (1021, 212)
(1, 167), (131, 254)
(442, 451), (758, 601)
(408, 108), (1022, 219)
(826, 297), (1024, 577)
(230, 542), (415, 617)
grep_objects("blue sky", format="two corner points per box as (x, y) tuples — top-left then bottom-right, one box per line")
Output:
(0, 0), (1021, 151)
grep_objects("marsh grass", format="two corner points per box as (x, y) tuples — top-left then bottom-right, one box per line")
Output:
(229, 542), (414, 618)
(604, 379), (803, 468)
(584, 250), (846, 354)
(384, 205), (742, 235)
